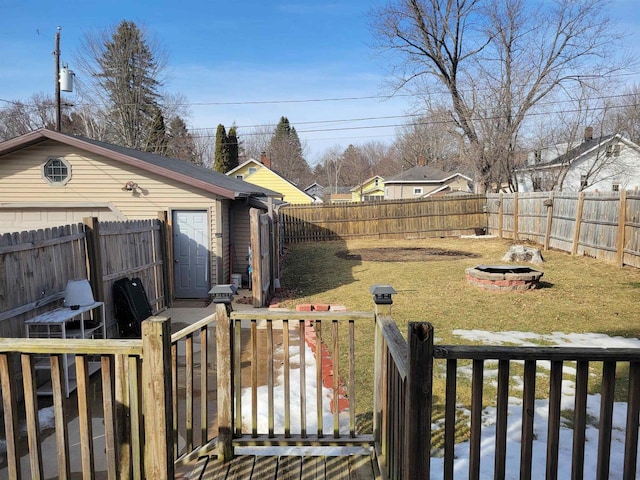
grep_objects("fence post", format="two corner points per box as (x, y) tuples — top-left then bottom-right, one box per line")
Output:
(572, 192), (585, 256)
(250, 208), (262, 307)
(83, 216), (105, 303)
(544, 192), (554, 251)
(157, 211), (173, 308)
(141, 316), (174, 479)
(617, 190), (627, 266)
(513, 192), (519, 240)
(403, 322), (433, 479)
(498, 193), (504, 238)
(216, 304), (234, 461)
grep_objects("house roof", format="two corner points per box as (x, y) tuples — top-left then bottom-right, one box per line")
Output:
(350, 175), (384, 193)
(0, 129), (279, 200)
(225, 157), (314, 203)
(385, 165), (472, 184)
(304, 182), (324, 192)
(226, 158), (262, 176)
(535, 134), (616, 168)
(516, 133), (640, 172)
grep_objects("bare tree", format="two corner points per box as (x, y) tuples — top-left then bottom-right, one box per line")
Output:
(359, 140), (400, 177)
(607, 84), (640, 145)
(372, 0), (628, 192)
(315, 145), (346, 194)
(393, 108), (466, 173)
(239, 123), (275, 162)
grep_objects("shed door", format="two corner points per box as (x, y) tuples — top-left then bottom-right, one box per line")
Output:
(173, 210), (210, 298)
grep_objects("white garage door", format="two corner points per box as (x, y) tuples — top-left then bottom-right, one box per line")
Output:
(0, 206), (123, 234)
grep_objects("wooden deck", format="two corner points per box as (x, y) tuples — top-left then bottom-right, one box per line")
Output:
(181, 453), (380, 479)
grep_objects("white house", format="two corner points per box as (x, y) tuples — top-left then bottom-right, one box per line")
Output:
(516, 129), (640, 193)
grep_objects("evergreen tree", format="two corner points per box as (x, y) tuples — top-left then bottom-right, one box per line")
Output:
(146, 107), (168, 155)
(214, 124), (230, 173)
(267, 117), (312, 186)
(83, 20), (164, 150)
(227, 125), (239, 171)
(167, 116), (199, 164)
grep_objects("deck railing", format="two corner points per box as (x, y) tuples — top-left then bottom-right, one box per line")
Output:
(2, 303), (639, 479)
(170, 311), (218, 467)
(0, 335), (145, 479)
(373, 304), (640, 479)
(215, 309), (375, 458)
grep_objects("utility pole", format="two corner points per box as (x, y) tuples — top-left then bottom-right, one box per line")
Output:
(54, 26), (61, 132)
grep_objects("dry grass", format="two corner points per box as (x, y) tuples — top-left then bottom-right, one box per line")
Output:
(278, 237), (640, 435)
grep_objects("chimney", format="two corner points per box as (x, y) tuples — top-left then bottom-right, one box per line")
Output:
(584, 126), (593, 141)
(417, 156), (426, 167)
(260, 152), (271, 169)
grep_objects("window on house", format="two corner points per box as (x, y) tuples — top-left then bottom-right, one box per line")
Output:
(612, 183), (620, 192)
(614, 144), (621, 157)
(532, 177), (542, 192)
(42, 158), (71, 185)
(580, 175), (588, 189)
(248, 167), (257, 175)
(413, 187), (423, 195)
(605, 145), (614, 157)
(236, 175), (244, 180)
(374, 178), (379, 186)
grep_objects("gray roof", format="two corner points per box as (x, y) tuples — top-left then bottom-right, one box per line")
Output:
(385, 165), (469, 183)
(0, 129), (280, 200)
(537, 134), (616, 167)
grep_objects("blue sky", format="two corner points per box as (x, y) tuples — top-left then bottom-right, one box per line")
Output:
(1, 1), (640, 163)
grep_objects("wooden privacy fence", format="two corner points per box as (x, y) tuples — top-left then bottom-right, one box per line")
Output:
(0, 217), (169, 340)
(249, 209), (273, 308)
(487, 191), (640, 268)
(280, 196), (487, 243)
(90, 217), (169, 336)
(0, 224), (88, 339)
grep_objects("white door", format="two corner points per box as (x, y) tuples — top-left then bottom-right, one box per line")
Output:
(172, 210), (210, 298)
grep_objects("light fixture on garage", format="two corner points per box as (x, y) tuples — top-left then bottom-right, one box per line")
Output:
(122, 181), (140, 193)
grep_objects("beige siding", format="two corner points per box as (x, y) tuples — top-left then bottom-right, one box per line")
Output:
(0, 206), (121, 233)
(0, 141), (222, 217)
(0, 140), (247, 293)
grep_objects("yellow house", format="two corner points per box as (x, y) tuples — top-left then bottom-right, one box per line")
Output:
(227, 158), (314, 205)
(351, 175), (385, 202)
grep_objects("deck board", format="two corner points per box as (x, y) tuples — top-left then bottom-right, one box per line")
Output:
(184, 454), (379, 480)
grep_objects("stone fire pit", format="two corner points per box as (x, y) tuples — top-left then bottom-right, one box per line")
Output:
(465, 265), (544, 291)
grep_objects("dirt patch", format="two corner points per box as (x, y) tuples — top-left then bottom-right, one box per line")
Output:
(335, 247), (480, 262)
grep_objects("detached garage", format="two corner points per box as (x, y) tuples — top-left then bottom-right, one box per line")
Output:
(0, 128), (281, 301)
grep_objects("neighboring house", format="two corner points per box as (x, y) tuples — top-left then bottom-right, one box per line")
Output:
(516, 130), (640, 193)
(303, 182), (325, 204)
(226, 155), (314, 205)
(0, 128), (281, 299)
(384, 165), (472, 200)
(323, 186), (353, 204)
(351, 175), (385, 202)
